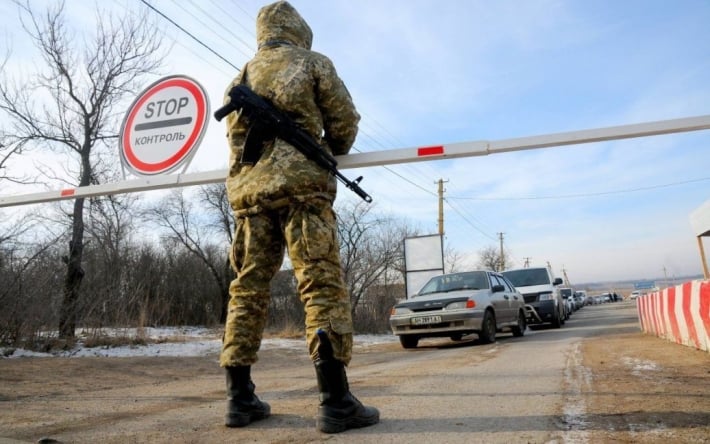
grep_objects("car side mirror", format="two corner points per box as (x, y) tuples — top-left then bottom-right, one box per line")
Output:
(553, 278), (563, 285)
(491, 284), (505, 293)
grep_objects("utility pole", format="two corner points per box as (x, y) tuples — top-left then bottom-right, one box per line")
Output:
(498, 232), (505, 271)
(523, 257), (531, 268)
(662, 266), (675, 288)
(562, 266), (571, 286)
(437, 179), (448, 236)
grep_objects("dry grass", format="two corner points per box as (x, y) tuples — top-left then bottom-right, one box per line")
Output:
(263, 322), (305, 339)
(81, 334), (148, 348)
(9, 324), (306, 352)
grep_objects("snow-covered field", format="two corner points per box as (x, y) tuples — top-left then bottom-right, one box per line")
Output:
(2, 327), (398, 358)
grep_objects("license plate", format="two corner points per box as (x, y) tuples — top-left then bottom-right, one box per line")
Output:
(411, 315), (442, 325)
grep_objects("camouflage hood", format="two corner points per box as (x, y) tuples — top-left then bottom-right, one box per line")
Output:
(256, 1), (313, 50)
(224, 0), (359, 210)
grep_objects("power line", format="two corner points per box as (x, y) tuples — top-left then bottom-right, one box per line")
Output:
(448, 176), (710, 201)
(140, 0), (440, 200)
(160, 31), (235, 79)
(443, 198), (496, 241)
(182, 0), (255, 57)
(138, 0), (242, 72)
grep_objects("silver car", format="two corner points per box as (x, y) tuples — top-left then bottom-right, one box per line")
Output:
(389, 270), (527, 349)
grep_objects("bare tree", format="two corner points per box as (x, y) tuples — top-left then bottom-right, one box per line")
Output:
(0, 213), (64, 344)
(198, 183), (235, 322)
(268, 269), (302, 330)
(0, 1), (165, 338)
(145, 187), (233, 323)
(0, 54), (29, 184)
(81, 191), (139, 326)
(477, 245), (513, 271)
(444, 245), (464, 273)
(336, 201), (416, 316)
(0, 126), (31, 184)
(199, 183), (234, 245)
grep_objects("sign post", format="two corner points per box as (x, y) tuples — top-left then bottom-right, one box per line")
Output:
(404, 234), (445, 299)
(119, 75), (210, 176)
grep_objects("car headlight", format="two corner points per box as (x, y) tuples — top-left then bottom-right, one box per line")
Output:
(391, 306), (413, 315)
(446, 301), (466, 310)
(539, 292), (555, 301)
(446, 300), (476, 310)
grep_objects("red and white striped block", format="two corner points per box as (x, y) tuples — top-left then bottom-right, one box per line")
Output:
(636, 280), (710, 352)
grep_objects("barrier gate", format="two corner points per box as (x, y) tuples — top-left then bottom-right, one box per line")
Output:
(1, 114), (709, 208)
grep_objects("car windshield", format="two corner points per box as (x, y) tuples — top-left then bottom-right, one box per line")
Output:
(502, 269), (550, 287)
(417, 271), (489, 296)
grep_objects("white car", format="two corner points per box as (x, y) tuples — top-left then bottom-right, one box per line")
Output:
(389, 270), (527, 348)
(502, 267), (565, 328)
(629, 290), (642, 300)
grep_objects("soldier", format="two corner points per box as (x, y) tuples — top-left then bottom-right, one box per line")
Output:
(219, 0), (379, 434)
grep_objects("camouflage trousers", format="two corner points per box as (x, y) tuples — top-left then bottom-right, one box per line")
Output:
(220, 196), (353, 367)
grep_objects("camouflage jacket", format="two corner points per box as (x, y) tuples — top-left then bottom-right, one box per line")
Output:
(224, 1), (360, 211)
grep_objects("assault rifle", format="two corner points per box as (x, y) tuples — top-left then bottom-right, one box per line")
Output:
(214, 85), (372, 203)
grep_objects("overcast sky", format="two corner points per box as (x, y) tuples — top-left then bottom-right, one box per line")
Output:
(1, 0), (709, 284)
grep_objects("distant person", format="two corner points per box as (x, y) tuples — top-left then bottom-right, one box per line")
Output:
(218, 0), (379, 434)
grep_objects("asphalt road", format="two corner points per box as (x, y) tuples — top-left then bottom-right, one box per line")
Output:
(2, 301), (707, 444)
(321, 300), (642, 443)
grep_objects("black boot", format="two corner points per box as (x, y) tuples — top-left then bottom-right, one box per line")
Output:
(314, 358), (379, 433)
(225, 366), (270, 428)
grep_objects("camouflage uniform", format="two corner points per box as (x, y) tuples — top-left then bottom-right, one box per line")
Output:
(220, 1), (360, 368)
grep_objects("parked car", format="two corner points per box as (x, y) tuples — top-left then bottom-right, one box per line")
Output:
(389, 270), (527, 349)
(501, 266), (565, 328)
(574, 290), (586, 308)
(559, 287), (574, 316)
(629, 290), (642, 300)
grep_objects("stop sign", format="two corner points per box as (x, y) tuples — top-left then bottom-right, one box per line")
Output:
(119, 75), (210, 176)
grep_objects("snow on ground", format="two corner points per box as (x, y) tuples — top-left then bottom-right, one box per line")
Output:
(1, 327), (399, 359)
(622, 356), (662, 376)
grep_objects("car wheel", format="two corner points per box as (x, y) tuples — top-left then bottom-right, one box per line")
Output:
(478, 311), (496, 344)
(551, 310), (562, 329)
(450, 333), (463, 341)
(399, 335), (419, 349)
(511, 311), (526, 337)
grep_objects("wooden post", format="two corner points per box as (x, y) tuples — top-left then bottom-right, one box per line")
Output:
(698, 236), (709, 279)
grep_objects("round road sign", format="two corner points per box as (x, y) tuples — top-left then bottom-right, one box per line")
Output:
(119, 75), (210, 176)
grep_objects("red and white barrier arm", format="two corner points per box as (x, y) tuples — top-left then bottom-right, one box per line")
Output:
(2, 114), (710, 208)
